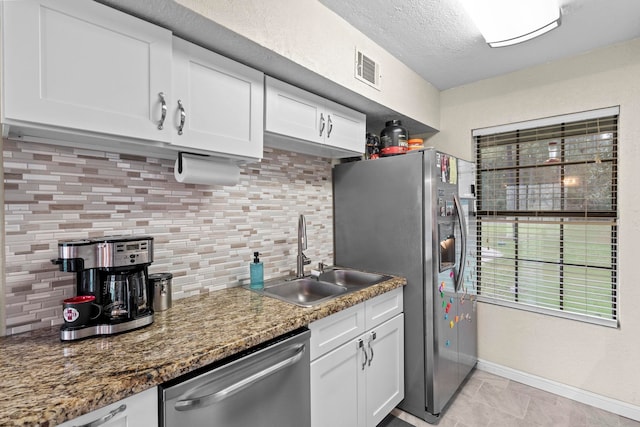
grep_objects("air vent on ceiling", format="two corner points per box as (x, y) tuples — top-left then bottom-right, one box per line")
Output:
(355, 48), (381, 90)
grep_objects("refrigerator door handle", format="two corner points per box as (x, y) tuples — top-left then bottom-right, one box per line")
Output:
(453, 194), (467, 293)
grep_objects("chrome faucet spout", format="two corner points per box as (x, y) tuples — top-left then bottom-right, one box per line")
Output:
(296, 214), (311, 278)
(299, 214), (307, 251)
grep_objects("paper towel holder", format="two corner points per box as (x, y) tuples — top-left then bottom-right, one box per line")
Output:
(174, 151), (242, 186)
(177, 151), (208, 175)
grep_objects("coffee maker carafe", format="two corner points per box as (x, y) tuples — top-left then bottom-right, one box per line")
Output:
(103, 269), (150, 320)
(53, 236), (154, 341)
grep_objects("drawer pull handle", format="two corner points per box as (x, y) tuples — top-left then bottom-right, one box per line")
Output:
(75, 404), (126, 427)
(367, 331), (377, 366)
(327, 114), (333, 138)
(358, 339), (368, 370)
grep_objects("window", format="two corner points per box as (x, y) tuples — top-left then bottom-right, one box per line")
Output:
(474, 107), (619, 327)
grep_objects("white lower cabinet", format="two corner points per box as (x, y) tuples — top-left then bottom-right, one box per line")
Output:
(57, 387), (157, 427)
(311, 330), (364, 427)
(310, 288), (404, 427)
(363, 314), (404, 427)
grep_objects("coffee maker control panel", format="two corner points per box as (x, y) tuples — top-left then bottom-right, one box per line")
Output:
(109, 240), (152, 267)
(57, 236), (154, 269)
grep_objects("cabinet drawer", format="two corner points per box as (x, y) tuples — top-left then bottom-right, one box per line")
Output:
(57, 387), (157, 427)
(309, 303), (365, 361)
(365, 287), (403, 330)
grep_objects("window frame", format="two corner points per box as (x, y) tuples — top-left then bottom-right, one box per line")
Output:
(473, 106), (619, 327)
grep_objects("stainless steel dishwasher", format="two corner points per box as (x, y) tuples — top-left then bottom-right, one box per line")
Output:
(160, 328), (310, 427)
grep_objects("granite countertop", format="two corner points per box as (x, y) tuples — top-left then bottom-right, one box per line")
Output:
(0, 275), (405, 426)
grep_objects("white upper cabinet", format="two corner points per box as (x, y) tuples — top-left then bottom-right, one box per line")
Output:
(2, 0), (173, 144)
(171, 37), (263, 160)
(323, 103), (367, 154)
(265, 76), (366, 158)
(1, 0), (263, 162)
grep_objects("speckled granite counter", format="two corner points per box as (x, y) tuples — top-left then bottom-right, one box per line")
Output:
(0, 275), (405, 426)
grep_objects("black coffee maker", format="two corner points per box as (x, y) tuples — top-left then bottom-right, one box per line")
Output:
(53, 236), (154, 341)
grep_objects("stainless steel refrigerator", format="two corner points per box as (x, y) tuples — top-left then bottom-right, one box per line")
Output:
(333, 149), (477, 423)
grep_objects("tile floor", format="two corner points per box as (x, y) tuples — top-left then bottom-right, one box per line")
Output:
(391, 370), (640, 427)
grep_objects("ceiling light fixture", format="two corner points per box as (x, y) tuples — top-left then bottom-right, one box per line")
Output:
(459, 0), (561, 48)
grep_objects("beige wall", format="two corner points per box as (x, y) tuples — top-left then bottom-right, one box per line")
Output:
(176, 0), (440, 131)
(429, 38), (640, 406)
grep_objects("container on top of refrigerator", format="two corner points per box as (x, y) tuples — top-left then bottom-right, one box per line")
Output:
(407, 138), (424, 151)
(365, 133), (380, 159)
(379, 120), (408, 156)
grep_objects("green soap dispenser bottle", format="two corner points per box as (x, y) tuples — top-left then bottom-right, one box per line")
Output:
(250, 251), (264, 290)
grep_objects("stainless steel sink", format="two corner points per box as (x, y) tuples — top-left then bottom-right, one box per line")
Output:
(250, 268), (392, 307)
(259, 278), (347, 307)
(318, 269), (391, 288)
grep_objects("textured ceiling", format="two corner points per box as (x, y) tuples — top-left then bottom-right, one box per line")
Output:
(319, 0), (640, 90)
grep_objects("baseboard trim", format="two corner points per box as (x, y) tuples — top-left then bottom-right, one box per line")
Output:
(477, 359), (640, 422)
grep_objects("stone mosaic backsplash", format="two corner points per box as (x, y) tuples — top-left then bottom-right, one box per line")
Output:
(3, 139), (335, 335)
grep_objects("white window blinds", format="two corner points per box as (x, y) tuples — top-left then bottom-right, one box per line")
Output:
(474, 107), (619, 327)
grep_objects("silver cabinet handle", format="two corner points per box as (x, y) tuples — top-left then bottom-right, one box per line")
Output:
(358, 338), (368, 370)
(175, 343), (306, 411)
(177, 100), (186, 135)
(367, 331), (376, 367)
(157, 92), (167, 130)
(327, 114), (333, 138)
(319, 113), (326, 137)
(74, 404), (126, 427)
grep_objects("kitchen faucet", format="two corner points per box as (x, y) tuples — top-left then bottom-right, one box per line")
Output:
(296, 214), (311, 278)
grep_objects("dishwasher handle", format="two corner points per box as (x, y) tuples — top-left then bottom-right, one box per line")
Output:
(174, 343), (306, 411)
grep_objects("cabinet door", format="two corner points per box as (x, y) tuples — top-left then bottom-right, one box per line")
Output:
(2, 0), (172, 143)
(311, 337), (367, 427)
(324, 102), (366, 155)
(171, 37), (264, 160)
(57, 387), (158, 427)
(265, 76), (325, 145)
(365, 314), (405, 427)
(265, 76), (365, 157)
